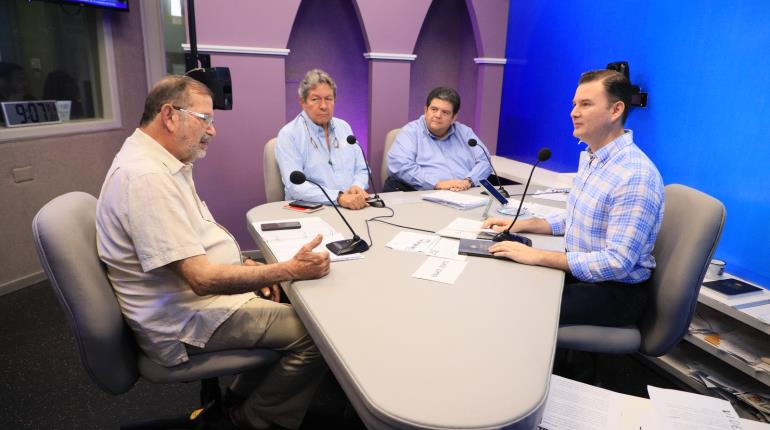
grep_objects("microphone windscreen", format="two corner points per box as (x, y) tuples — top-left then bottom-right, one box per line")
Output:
(468, 138), (477, 147)
(537, 148), (552, 162)
(289, 171), (306, 185)
(346, 135), (357, 145)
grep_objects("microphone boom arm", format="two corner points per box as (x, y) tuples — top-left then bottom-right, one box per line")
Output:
(306, 178), (360, 240)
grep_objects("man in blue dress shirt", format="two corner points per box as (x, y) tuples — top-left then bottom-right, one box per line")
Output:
(276, 69), (370, 210)
(484, 70), (664, 327)
(384, 87), (492, 192)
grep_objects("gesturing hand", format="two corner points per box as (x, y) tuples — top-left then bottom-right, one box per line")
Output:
(287, 234), (331, 280)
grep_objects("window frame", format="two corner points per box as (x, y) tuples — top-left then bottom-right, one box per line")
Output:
(0, 14), (122, 143)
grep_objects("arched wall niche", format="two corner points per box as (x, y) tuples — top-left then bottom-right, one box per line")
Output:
(409, 0), (479, 130)
(285, 0), (370, 152)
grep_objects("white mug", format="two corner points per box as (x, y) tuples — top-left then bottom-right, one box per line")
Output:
(56, 100), (72, 122)
(705, 259), (725, 280)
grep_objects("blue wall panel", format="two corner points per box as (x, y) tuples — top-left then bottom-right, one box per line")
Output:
(498, 1), (770, 286)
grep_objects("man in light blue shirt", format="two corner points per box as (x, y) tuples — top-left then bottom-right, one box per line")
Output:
(385, 87), (492, 192)
(276, 69), (370, 210)
(484, 70), (664, 327)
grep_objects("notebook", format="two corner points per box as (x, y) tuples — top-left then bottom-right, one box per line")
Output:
(702, 278), (765, 299)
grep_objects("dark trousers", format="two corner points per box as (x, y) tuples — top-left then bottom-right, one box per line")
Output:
(559, 274), (649, 327)
(383, 175), (417, 192)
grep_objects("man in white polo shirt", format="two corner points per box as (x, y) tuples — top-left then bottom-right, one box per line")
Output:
(96, 75), (329, 429)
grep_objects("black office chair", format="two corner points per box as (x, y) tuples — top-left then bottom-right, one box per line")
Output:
(32, 191), (279, 429)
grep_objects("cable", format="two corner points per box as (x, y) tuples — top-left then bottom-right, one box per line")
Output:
(362, 206), (436, 248)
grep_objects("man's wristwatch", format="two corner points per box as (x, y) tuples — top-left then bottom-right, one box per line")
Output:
(464, 177), (473, 187)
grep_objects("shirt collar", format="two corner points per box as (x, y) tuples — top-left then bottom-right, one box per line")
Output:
(420, 114), (456, 141)
(300, 110), (335, 138)
(130, 128), (188, 174)
(585, 129), (633, 164)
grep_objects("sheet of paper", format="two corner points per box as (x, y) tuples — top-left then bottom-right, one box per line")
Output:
(647, 385), (743, 430)
(382, 191), (425, 206)
(411, 257), (467, 284)
(423, 237), (466, 261)
(435, 217), (492, 239)
(534, 188), (570, 202)
(254, 217), (363, 262)
(539, 374), (623, 430)
(385, 231), (440, 253)
(497, 199), (567, 219)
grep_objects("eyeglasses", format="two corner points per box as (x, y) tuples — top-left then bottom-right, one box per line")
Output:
(173, 106), (214, 127)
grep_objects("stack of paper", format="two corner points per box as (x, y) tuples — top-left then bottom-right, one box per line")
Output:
(497, 198), (566, 218)
(253, 217), (363, 262)
(539, 375), (755, 430)
(421, 190), (488, 210)
(385, 231), (467, 261)
(385, 230), (469, 285)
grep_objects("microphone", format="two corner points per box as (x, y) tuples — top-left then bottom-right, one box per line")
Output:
(289, 171), (370, 255)
(346, 135), (385, 208)
(468, 138), (509, 198)
(492, 148), (552, 246)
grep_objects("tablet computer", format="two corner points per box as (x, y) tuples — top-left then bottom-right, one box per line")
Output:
(480, 179), (508, 205)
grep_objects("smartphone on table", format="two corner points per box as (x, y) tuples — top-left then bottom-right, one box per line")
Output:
(288, 200), (323, 210)
(260, 221), (301, 231)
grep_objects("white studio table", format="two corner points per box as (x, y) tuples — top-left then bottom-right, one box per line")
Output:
(246, 186), (565, 430)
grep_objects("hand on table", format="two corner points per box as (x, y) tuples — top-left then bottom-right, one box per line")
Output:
(435, 179), (471, 192)
(338, 189), (368, 210)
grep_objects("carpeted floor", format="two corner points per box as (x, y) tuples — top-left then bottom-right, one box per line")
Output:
(0, 280), (680, 429)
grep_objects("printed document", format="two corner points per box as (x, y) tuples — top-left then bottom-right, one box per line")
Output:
(436, 217), (494, 239)
(539, 374), (623, 430)
(254, 217), (363, 262)
(648, 385), (743, 430)
(498, 198), (566, 218)
(385, 231), (440, 253)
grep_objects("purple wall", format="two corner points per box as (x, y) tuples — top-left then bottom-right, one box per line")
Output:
(190, 0), (508, 247)
(193, 54), (288, 245)
(285, 0), (369, 153)
(409, 0), (478, 129)
(195, 0), (300, 47)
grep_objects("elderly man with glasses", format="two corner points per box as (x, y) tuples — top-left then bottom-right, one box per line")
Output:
(275, 69), (371, 210)
(96, 75), (330, 429)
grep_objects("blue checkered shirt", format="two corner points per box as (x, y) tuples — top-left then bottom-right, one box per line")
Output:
(545, 131), (664, 283)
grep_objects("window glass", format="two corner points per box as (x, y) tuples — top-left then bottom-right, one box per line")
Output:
(161, 0), (186, 75)
(0, 0), (104, 125)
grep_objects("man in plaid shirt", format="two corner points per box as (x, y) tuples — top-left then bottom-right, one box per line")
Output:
(484, 69), (664, 326)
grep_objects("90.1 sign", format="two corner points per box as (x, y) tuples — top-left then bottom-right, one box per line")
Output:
(1, 100), (61, 128)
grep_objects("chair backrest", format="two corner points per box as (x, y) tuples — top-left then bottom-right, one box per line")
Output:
(380, 128), (401, 187)
(263, 137), (284, 202)
(638, 184), (725, 356)
(32, 191), (139, 394)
